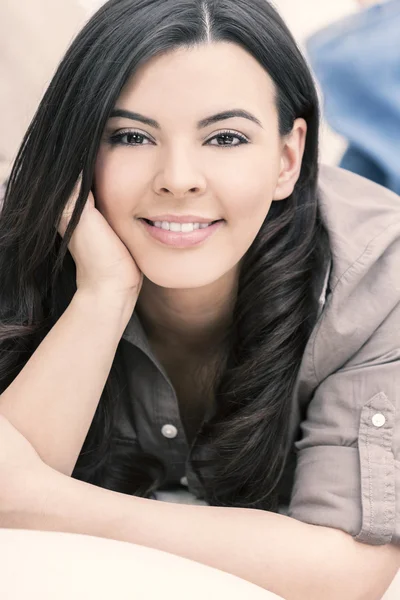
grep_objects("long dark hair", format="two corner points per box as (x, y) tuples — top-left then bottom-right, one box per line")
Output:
(0, 0), (329, 509)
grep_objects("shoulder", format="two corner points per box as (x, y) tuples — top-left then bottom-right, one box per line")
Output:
(312, 165), (400, 380)
(317, 163), (400, 284)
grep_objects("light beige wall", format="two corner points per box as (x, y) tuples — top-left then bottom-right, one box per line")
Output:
(0, 0), (87, 180)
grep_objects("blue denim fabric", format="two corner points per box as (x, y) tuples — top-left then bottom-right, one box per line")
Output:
(306, 0), (400, 195)
(339, 144), (389, 187)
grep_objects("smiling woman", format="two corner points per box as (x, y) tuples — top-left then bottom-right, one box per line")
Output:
(0, 1), (399, 599)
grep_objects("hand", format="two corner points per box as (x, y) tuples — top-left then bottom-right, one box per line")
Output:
(57, 176), (143, 301)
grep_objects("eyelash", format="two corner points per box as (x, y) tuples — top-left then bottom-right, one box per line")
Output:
(108, 128), (249, 149)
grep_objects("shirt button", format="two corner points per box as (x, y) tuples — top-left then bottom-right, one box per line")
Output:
(180, 476), (188, 487)
(372, 413), (386, 428)
(161, 424), (178, 439)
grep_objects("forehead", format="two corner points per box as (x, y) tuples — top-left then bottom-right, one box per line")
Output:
(116, 42), (277, 120)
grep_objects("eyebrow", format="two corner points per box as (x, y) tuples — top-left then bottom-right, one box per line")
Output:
(108, 108), (264, 129)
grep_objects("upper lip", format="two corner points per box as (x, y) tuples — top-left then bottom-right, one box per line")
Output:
(140, 214), (222, 224)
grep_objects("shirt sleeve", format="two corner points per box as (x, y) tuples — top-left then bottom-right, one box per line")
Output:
(287, 300), (400, 546)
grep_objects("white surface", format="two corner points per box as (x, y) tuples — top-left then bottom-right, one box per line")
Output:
(0, 528), (283, 600)
(0, 528), (398, 599)
(154, 487), (209, 505)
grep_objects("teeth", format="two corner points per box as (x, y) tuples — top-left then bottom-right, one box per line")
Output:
(153, 221), (211, 232)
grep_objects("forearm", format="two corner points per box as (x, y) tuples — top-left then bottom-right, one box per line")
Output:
(5, 459), (399, 600)
(0, 289), (134, 476)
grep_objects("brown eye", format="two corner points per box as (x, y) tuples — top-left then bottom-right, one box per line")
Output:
(207, 130), (249, 148)
(109, 131), (153, 146)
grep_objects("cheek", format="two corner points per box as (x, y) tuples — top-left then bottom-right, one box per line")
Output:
(216, 151), (280, 224)
(93, 148), (148, 214)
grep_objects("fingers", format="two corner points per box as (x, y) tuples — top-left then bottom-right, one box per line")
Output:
(57, 174), (83, 238)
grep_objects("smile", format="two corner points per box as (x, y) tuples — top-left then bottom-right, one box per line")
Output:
(138, 218), (225, 248)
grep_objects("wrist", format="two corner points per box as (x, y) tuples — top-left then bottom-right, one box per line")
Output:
(73, 288), (137, 330)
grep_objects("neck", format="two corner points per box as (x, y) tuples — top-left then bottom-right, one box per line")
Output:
(135, 268), (239, 357)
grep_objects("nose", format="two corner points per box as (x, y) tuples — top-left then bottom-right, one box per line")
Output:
(153, 147), (206, 198)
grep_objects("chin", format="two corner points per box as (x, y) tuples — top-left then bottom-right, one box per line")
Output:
(141, 269), (222, 290)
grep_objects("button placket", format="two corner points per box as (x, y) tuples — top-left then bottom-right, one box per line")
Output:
(356, 391), (395, 544)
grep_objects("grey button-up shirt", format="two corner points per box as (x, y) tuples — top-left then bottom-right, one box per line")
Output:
(113, 164), (400, 546)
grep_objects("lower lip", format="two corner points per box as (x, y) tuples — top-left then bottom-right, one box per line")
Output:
(138, 219), (225, 248)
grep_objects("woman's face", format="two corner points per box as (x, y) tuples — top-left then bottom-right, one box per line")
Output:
(94, 42), (306, 289)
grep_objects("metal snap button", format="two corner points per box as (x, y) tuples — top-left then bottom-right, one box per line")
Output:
(161, 424), (178, 438)
(372, 413), (386, 428)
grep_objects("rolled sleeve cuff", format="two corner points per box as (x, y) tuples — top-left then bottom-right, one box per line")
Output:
(287, 446), (399, 546)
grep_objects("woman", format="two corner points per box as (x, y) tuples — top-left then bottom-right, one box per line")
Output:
(0, 1), (399, 598)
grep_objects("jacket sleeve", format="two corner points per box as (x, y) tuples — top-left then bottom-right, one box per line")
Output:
(288, 277), (400, 546)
